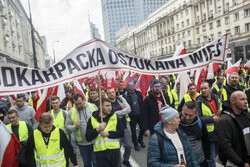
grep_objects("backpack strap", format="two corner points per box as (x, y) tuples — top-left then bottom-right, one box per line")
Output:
(156, 133), (164, 161)
(197, 117), (202, 130)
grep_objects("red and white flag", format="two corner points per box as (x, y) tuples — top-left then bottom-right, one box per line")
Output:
(53, 84), (66, 102)
(195, 68), (207, 92)
(225, 59), (241, 74)
(245, 60), (250, 71)
(0, 121), (21, 167)
(35, 87), (51, 121)
(135, 74), (153, 98)
(179, 72), (191, 102)
(144, 44), (151, 59)
(74, 79), (86, 100)
(207, 63), (214, 80)
(173, 42), (186, 57)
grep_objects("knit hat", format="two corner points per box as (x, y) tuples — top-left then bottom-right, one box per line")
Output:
(160, 106), (178, 122)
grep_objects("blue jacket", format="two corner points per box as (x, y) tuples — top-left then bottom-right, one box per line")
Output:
(147, 121), (200, 167)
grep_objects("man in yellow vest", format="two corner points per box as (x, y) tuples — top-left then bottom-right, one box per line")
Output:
(222, 72), (244, 102)
(28, 91), (40, 113)
(196, 81), (221, 167)
(65, 93), (97, 167)
(25, 112), (78, 167)
(7, 109), (33, 142)
(106, 87), (132, 167)
(49, 96), (67, 133)
(212, 75), (224, 96)
(86, 97), (124, 167)
(171, 82), (180, 109)
(178, 83), (199, 112)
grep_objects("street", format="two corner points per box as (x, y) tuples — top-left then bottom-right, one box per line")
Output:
(72, 128), (224, 167)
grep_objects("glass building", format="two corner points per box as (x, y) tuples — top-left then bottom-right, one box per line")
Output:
(101, 0), (169, 45)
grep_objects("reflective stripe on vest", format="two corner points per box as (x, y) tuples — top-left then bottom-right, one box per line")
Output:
(201, 103), (215, 133)
(171, 89), (179, 109)
(6, 121), (29, 142)
(71, 103), (96, 142)
(91, 114), (120, 152)
(34, 128), (66, 167)
(51, 110), (65, 129)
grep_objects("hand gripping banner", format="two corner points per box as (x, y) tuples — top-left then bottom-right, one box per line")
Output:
(0, 34), (229, 95)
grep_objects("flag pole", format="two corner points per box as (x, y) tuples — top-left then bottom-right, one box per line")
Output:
(218, 63), (227, 115)
(98, 71), (103, 123)
(160, 90), (168, 107)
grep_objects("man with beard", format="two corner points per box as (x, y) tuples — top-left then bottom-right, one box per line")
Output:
(196, 81), (221, 167)
(179, 101), (209, 167)
(143, 80), (171, 136)
(106, 87), (132, 167)
(218, 91), (250, 167)
(178, 83), (199, 113)
(222, 72), (244, 102)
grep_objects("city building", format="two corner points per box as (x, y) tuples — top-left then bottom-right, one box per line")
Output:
(41, 36), (52, 68)
(116, 0), (250, 62)
(89, 16), (101, 39)
(101, 0), (169, 45)
(0, 0), (45, 68)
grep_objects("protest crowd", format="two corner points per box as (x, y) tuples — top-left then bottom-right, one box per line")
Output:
(0, 57), (250, 166)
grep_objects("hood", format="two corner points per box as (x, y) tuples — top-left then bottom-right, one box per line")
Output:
(221, 101), (233, 114)
(179, 112), (199, 127)
(14, 102), (29, 111)
(153, 121), (166, 137)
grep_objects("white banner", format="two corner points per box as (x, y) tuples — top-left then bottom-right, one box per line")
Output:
(0, 34), (229, 95)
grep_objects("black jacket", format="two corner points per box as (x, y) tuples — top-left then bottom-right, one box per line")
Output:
(125, 90), (143, 116)
(217, 102), (250, 166)
(222, 84), (244, 102)
(85, 110), (124, 143)
(25, 126), (77, 167)
(142, 91), (172, 134)
(179, 114), (210, 161)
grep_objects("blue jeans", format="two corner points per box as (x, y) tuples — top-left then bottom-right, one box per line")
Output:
(79, 144), (97, 167)
(208, 141), (217, 167)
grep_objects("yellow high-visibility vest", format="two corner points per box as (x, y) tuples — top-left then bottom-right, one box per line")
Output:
(7, 121), (29, 142)
(28, 98), (41, 110)
(34, 128), (66, 167)
(171, 89), (179, 109)
(51, 110), (65, 129)
(91, 114), (120, 152)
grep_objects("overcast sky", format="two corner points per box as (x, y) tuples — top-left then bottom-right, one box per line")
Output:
(20, 0), (104, 62)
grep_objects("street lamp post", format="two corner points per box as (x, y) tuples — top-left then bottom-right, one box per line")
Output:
(28, 0), (37, 68)
(53, 40), (59, 63)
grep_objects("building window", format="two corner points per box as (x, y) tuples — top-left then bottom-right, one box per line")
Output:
(182, 21), (184, 28)
(187, 30), (190, 36)
(211, 34), (214, 40)
(232, 0), (238, 5)
(245, 9), (250, 17)
(201, 2), (205, 8)
(188, 40), (191, 46)
(217, 20), (221, 27)
(210, 0), (213, 5)
(176, 14), (178, 20)
(182, 32), (185, 38)
(225, 3), (229, 12)
(177, 24), (179, 30)
(186, 9), (189, 15)
(170, 46), (172, 51)
(183, 42), (186, 47)
(195, 5), (199, 12)
(218, 32), (222, 37)
(225, 17), (230, 25)
(181, 12), (183, 17)
(218, 6), (221, 13)
(203, 13), (206, 21)
(187, 19), (190, 26)
(172, 36), (175, 42)
(204, 36), (207, 43)
(209, 23), (213, 30)
(197, 38), (200, 44)
(196, 27), (200, 34)
(245, 23), (250, 32)
(202, 25), (206, 32)
(178, 34), (180, 40)
(234, 12), (239, 20)
(235, 26), (240, 34)
(226, 29), (231, 35)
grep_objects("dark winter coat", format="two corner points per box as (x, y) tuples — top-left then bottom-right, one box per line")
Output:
(142, 91), (172, 134)
(147, 121), (200, 167)
(217, 102), (250, 166)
